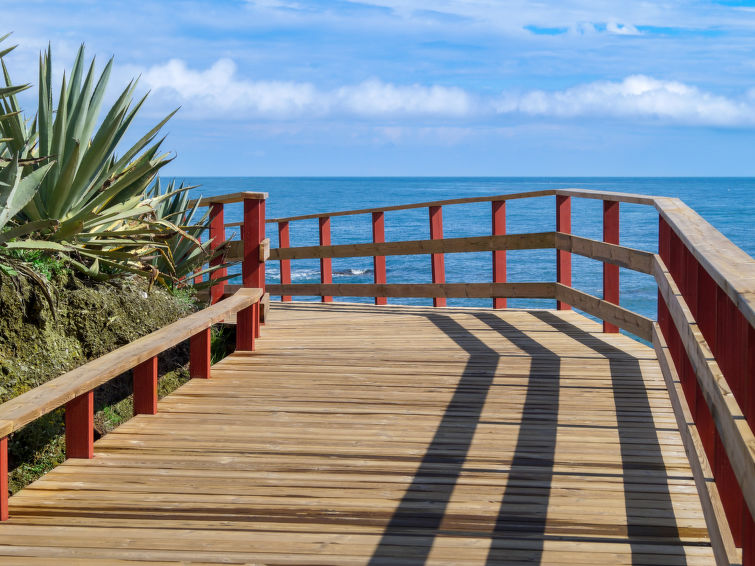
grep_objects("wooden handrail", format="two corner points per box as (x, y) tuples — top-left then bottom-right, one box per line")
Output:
(227, 232), (654, 276)
(655, 196), (755, 328)
(0, 288), (262, 436)
(653, 256), (755, 521)
(187, 191), (268, 208)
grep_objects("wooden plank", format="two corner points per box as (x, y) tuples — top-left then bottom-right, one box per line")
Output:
(652, 323), (741, 566)
(0, 288), (263, 434)
(654, 196), (755, 329)
(266, 188), (667, 224)
(654, 255), (755, 524)
(266, 189), (558, 223)
(555, 233), (654, 274)
(1, 302), (716, 564)
(187, 191), (267, 207)
(555, 188), (657, 206)
(266, 232), (556, 262)
(266, 282), (556, 299)
(554, 284), (654, 341)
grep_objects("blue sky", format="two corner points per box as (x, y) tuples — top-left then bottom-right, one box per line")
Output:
(3, 0), (755, 175)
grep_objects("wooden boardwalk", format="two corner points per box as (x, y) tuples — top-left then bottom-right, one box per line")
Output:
(1, 303), (714, 565)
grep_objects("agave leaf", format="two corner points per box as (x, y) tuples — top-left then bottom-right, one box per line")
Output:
(111, 108), (178, 174)
(0, 219), (58, 243)
(0, 84), (29, 98)
(66, 45), (85, 115)
(38, 47), (52, 160)
(3, 239), (71, 252)
(48, 139), (80, 218)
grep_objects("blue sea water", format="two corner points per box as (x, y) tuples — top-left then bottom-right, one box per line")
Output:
(179, 177), (754, 330)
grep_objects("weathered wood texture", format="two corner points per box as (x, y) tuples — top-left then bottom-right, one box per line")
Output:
(264, 232), (556, 262)
(267, 282), (556, 299)
(655, 196), (755, 329)
(653, 256), (755, 526)
(3, 302), (715, 565)
(187, 191), (268, 208)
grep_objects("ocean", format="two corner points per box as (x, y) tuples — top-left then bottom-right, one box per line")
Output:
(179, 177), (755, 327)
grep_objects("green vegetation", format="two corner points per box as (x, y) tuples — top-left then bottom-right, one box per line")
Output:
(0, 33), (225, 290)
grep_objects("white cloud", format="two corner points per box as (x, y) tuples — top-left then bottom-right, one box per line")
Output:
(139, 59), (476, 119)
(606, 22), (640, 35)
(337, 80), (472, 116)
(141, 59), (322, 117)
(496, 75), (755, 126)
(137, 58), (755, 127)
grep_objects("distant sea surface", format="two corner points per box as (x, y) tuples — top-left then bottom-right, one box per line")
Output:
(178, 177), (754, 325)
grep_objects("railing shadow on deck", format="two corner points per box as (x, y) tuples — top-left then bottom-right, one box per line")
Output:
(366, 307), (691, 566)
(532, 311), (688, 565)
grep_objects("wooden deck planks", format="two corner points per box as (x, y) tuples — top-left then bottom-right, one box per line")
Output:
(2, 302), (715, 564)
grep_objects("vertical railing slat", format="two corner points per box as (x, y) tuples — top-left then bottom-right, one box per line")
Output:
(133, 356), (158, 415)
(492, 201), (506, 309)
(209, 203), (226, 304)
(319, 217), (333, 303)
(372, 212), (387, 305)
(556, 195), (571, 310)
(190, 328), (211, 379)
(602, 200), (619, 332)
(278, 221), (291, 302)
(243, 198), (266, 336)
(429, 206), (446, 307)
(65, 391), (94, 459)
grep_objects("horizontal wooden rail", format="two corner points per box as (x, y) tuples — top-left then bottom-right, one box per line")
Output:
(0, 288), (263, 436)
(655, 196), (755, 328)
(266, 189), (557, 223)
(555, 233), (655, 274)
(267, 282), (556, 300)
(265, 232), (555, 261)
(266, 187), (667, 224)
(555, 188), (657, 206)
(653, 256), (755, 524)
(187, 191), (268, 208)
(554, 283), (653, 341)
(229, 232), (655, 277)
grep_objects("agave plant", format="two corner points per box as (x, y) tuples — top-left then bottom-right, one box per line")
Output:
(0, 156), (60, 311)
(0, 43), (183, 281)
(148, 178), (232, 289)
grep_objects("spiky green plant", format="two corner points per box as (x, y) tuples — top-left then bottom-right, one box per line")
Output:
(0, 43), (184, 281)
(148, 178), (232, 289)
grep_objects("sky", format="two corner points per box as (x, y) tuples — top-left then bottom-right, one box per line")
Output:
(3, 0), (755, 176)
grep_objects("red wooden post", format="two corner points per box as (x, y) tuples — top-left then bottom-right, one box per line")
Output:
(492, 201), (506, 309)
(190, 328), (211, 379)
(372, 212), (387, 305)
(133, 356), (158, 415)
(319, 216), (333, 303)
(602, 200), (619, 332)
(65, 391), (94, 459)
(429, 206), (446, 307)
(278, 221), (291, 302)
(209, 203), (226, 304)
(236, 303), (256, 351)
(243, 198), (265, 336)
(556, 195), (571, 310)
(0, 437), (7, 521)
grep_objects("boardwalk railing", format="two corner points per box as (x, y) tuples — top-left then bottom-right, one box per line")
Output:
(215, 187), (752, 566)
(0, 287), (263, 521)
